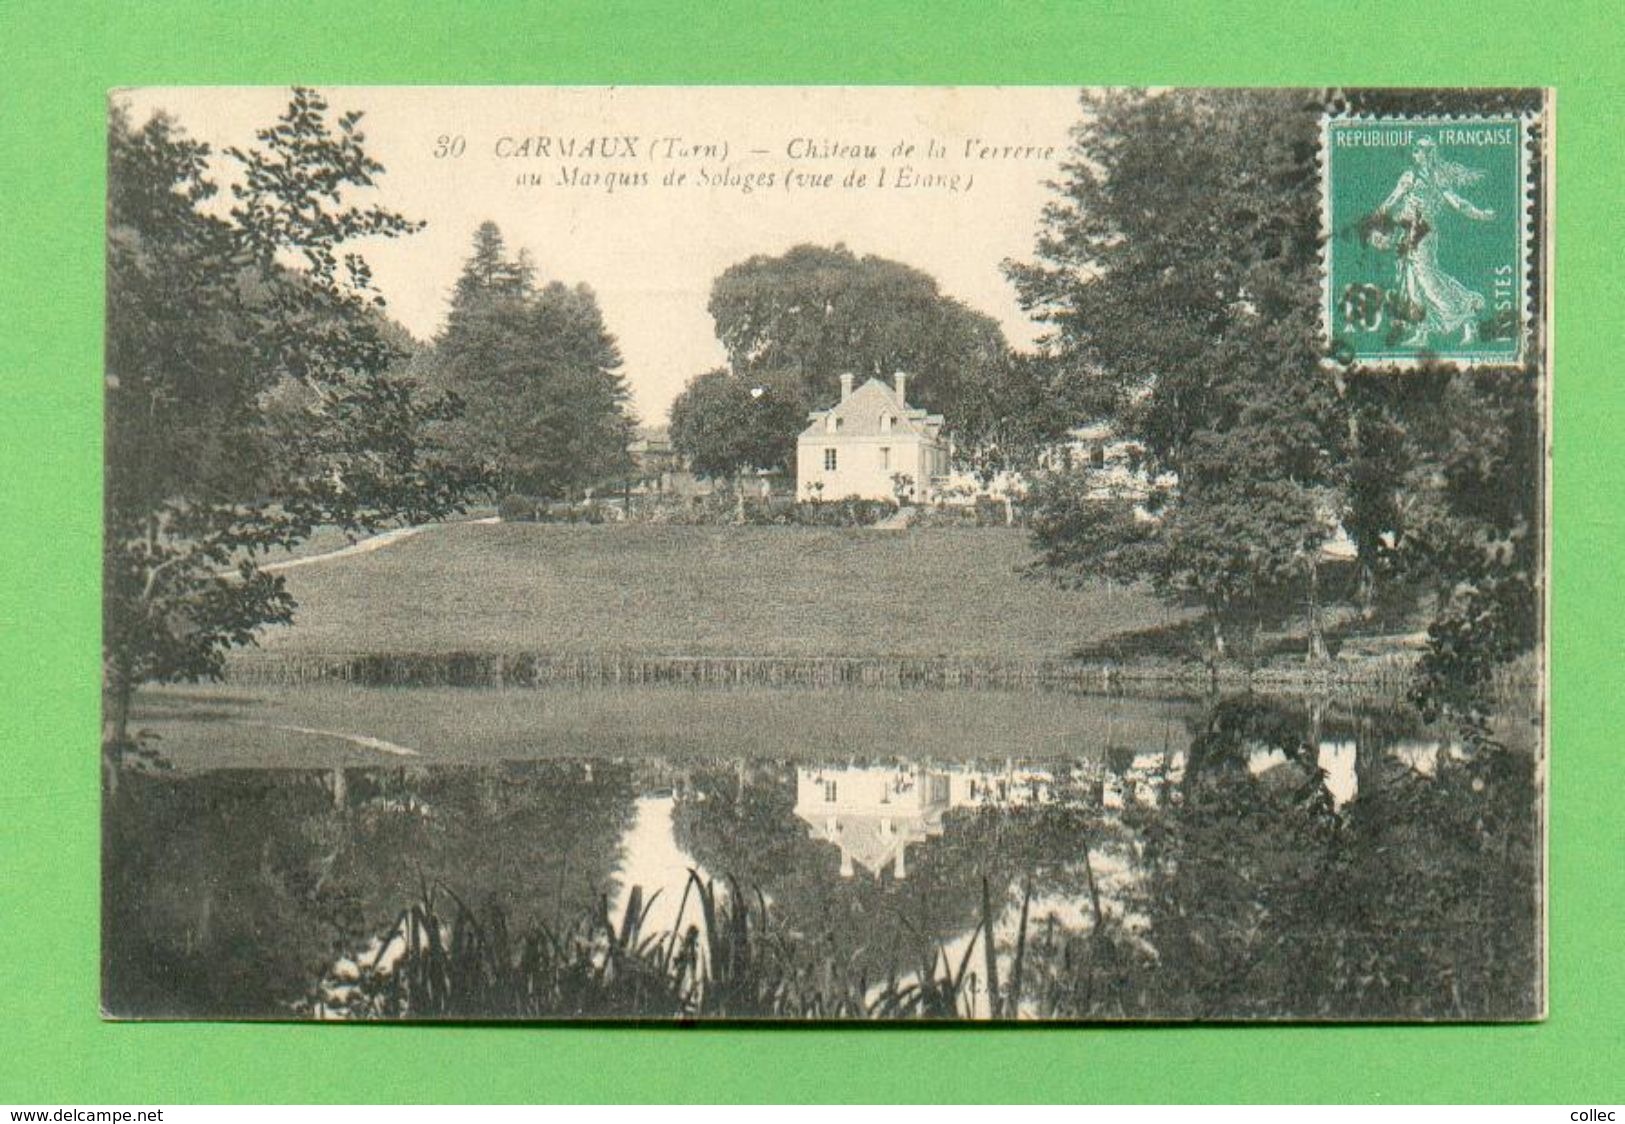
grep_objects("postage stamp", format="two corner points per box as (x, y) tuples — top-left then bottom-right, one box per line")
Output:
(1323, 115), (1531, 368)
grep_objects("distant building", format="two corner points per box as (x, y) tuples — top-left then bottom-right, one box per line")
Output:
(628, 428), (712, 498)
(1058, 422), (1157, 503)
(796, 372), (948, 503)
(927, 421), (1163, 514)
(628, 429), (677, 479)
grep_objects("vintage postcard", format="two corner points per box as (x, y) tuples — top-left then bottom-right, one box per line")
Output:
(102, 86), (1549, 1022)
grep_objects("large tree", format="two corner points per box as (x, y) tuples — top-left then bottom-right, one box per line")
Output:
(1332, 88), (1547, 723)
(706, 244), (1030, 450)
(426, 225), (635, 498)
(667, 367), (809, 484)
(103, 90), (473, 754)
(1343, 366), (1543, 722)
(1011, 87), (1543, 699)
(1009, 90), (1347, 661)
(948, 350), (1084, 482)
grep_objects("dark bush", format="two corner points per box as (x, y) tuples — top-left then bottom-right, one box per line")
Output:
(625, 492), (798, 526)
(649, 494), (734, 525)
(741, 496), (797, 525)
(974, 495), (1026, 527)
(625, 492), (894, 527)
(497, 494), (540, 522)
(539, 502), (613, 524)
(793, 497), (897, 527)
(911, 503), (980, 528)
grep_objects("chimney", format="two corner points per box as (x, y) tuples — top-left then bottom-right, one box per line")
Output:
(893, 371), (908, 406)
(840, 372), (854, 401)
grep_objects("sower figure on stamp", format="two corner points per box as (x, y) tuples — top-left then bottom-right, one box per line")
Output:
(1373, 136), (1497, 347)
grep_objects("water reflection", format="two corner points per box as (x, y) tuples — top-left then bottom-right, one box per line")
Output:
(612, 795), (714, 935)
(103, 693), (1541, 1021)
(793, 764), (1052, 879)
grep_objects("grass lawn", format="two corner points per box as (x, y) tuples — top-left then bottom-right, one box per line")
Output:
(134, 683), (1197, 770)
(228, 509), (499, 570)
(251, 521), (1176, 661)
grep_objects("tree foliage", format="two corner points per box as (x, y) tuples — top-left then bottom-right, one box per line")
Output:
(424, 222), (635, 498)
(1110, 694), (1541, 1019)
(667, 367), (809, 481)
(949, 350), (1089, 481)
(1011, 88), (1543, 689)
(1009, 89), (1342, 658)
(704, 244), (1045, 462)
(1344, 367), (1543, 720)
(104, 89), (474, 751)
(104, 762), (637, 1016)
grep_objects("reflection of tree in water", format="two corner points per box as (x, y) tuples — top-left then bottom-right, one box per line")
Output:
(103, 761), (637, 1018)
(104, 770), (350, 1017)
(1311, 727), (1540, 1019)
(333, 761), (636, 938)
(1089, 696), (1343, 1018)
(105, 697), (1539, 1020)
(656, 701), (1540, 1021)
(1091, 694), (1541, 1020)
(670, 761), (1093, 984)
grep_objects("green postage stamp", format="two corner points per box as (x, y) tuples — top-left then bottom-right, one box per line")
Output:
(1323, 115), (1531, 368)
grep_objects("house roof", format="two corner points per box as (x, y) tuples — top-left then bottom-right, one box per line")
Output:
(821, 813), (939, 876)
(799, 377), (944, 441)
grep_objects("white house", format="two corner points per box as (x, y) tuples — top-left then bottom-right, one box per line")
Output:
(796, 372), (949, 502)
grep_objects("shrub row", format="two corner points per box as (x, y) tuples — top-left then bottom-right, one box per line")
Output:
(786, 497), (897, 527)
(627, 494), (897, 527)
(497, 495), (618, 524)
(910, 498), (1028, 527)
(499, 491), (1020, 528)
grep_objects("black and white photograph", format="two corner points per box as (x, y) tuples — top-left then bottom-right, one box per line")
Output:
(101, 85), (1548, 1022)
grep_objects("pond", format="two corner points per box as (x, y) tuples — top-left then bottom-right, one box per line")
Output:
(103, 690), (1543, 1022)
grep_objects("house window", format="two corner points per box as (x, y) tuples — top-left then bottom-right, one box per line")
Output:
(823, 781), (837, 802)
(880, 415), (893, 434)
(879, 447), (890, 471)
(824, 448), (837, 472)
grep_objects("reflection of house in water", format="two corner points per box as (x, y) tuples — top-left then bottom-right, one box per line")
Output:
(794, 766), (950, 879)
(793, 763), (1059, 879)
(1104, 749), (1182, 810)
(1388, 738), (1460, 777)
(796, 727), (1433, 881)
(1107, 742), (1371, 812)
(795, 757), (1194, 877)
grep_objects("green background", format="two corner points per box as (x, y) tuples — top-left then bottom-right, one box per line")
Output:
(1, 0), (1618, 1105)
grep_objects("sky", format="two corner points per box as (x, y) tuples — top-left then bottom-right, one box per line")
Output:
(119, 86), (1085, 424)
